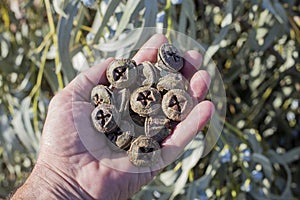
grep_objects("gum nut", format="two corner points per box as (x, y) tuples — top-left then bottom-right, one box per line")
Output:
(156, 72), (189, 94)
(145, 115), (172, 143)
(130, 86), (162, 117)
(127, 136), (161, 167)
(90, 84), (113, 107)
(91, 104), (120, 133)
(162, 89), (193, 121)
(106, 59), (137, 88)
(115, 121), (135, 150)
(158, 43), (183, 72)
(136, 61), (159, 87)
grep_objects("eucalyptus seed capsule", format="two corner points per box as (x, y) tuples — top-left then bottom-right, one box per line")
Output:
(135, 61), (159, 87)
(156, 73), (189, 95)
(106, 59), (137, 88)
(162, 89), (193, 121)
(106, 121), (134, 151)
(157, 43), (184, 72)
(145, 115), (172, 143)
(91, 104), (120, 133)
(128, 135), (161, 167)
(90, 85), (113, 107)
(130, 86), (162, 117)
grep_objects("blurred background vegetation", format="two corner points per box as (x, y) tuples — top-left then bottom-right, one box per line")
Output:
(0, 0), (300, 199)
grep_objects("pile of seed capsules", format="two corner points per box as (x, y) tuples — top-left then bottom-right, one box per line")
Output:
(90, 43), (194, 167)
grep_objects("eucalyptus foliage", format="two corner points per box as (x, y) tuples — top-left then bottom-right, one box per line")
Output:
(0, 0), (299, 199)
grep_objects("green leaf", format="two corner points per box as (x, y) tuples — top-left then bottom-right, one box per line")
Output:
(202, 115), (224, 157)
(43, 63), (59, 93)
(259, 23), (284, 52)
(273, 0), (288, 24)
(160, 170), (179, 187)
(280, 147), (300, 163)
(0, 34), (10, 59)
(196, 174), (212, 189)
(248, 29), (260, 50)
(252, 153), (273, 181)
(178, 4), (187, 34)
(53, 0), (67, 17)
(170, 170), (188, 199)
(262, 0), (277, 16)
(203, 0), (232, 66)
(15, 71), (33, 93)
(182, 135), (205, 170)
(268, 150), (293, 199)
(93, 0), (122, 43)
(167, 134), (205, 199)
(186, 175), (212, 200)
(0, 110), (24, 164)
(244, 129), (263, 154)
(221, 0), (233, 28)
(113, 0), (142, 38)
(182, 0), (196, 38)
(94, 29), (143, 52)
(142, 184), (174, 194)
(57, 0), (80, 83)
(143, 0), (157, 27)
(11, 97), (39, 153)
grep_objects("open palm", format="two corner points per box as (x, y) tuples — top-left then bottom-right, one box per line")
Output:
(17, 34), (214, 199)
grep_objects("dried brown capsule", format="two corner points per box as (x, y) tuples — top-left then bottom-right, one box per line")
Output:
(162, 89), (193, 121)
(156, 73), (189, 95)
(106, 121), (134, 151)
(115, 121), (135, 150)
(130, 86), (162, 117)
(127, 135), (161, 167)
(129, 108), (146, 127)
(145, 115), (172, 143)
(91, 104), (120, 133)
(135, 61), (159, 87)
(157, 43), (184, 72)
(115, 131), (133, 150)
(106, 59), (137, 88)
(90, 85), (113, 107)
(88, 44), (198, 166)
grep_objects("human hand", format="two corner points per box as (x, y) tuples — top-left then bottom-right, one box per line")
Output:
(12, 34), (214, 200)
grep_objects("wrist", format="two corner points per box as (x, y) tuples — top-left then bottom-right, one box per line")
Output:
(11, 162), (93, 200)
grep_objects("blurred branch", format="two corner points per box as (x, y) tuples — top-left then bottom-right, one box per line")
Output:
(44, 0), (64, 90)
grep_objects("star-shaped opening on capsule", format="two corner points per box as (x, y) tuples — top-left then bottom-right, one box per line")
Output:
(93, 94), (105, 105)
(139, 146), (155, 153)
(166, 49), (181, 62)
(113, 66), (127, 81)
(168, 95), (182, 112)
(136, 90), (154, 106)
(96, 110), (111, 127)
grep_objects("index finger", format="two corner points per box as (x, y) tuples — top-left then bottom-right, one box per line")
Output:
(132, 34), (168, 64)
